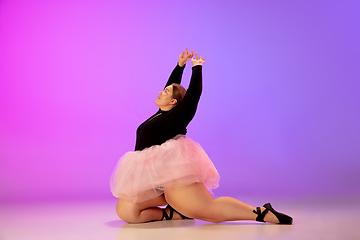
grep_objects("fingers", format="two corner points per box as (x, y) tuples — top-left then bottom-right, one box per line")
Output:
(187, 49), (194, 59)
(182, 48), (194, 60)
(191, 54), (205, 66)
(193, 53), (198, 59)
(183, 49), (205, 64)
(195, 53), (204, 61)
(179, 51), (185, 58)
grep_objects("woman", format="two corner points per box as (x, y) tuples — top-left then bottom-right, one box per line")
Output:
(111, 48), (293, 224)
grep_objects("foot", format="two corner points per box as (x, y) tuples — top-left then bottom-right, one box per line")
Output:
(164, 207), (183, 220)
(260, 207), (280, 224)
(253, 203), (293, 224)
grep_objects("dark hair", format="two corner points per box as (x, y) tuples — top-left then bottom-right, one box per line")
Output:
(171, 83), (186, 103)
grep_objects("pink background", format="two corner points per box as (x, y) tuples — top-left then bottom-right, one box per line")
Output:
(1, 0), (359, 203)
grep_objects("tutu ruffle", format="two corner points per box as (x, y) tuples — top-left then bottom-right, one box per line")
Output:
(110, 135), (220, 203)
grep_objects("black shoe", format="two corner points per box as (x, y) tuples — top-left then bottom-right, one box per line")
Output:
(161, 206), (174, 220)
(161, 204), (193, 220)
(253, 203), (293, 225)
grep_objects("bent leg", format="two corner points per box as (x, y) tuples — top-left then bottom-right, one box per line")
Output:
(116, 195), (167, 223)
(164, 183), (279, 223)
(116, 194), (184, 223)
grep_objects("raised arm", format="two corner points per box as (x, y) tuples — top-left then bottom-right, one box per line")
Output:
(185, 53), (205, 101)
(175, 52), (205, 124)
(164, 48), (194, 88)
(164, 64), (185, 88)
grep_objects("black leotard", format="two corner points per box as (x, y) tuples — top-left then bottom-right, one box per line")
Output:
(134, 64), (202, 151)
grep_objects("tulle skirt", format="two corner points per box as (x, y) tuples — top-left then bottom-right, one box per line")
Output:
(110, 135), (220, 203)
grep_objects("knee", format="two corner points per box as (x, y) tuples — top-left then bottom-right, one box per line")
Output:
(116, 207), (141, 224)
(116, 204), (130, 223)
(116, 199), (140, 223)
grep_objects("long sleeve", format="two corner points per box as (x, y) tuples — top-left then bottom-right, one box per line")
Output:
(164, 63), (185, 88)
(183, 65), (202, 103)
(175, 65), (202, 125)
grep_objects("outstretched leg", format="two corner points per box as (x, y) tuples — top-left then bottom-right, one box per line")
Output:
(116, 194), (183, 223)
(164, 183), (280, 223)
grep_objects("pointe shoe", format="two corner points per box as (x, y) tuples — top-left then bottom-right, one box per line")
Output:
(253, 203), (293, 225)
(165, 205), (193, 220)
(161, 206), (174, 220)
(161, 204), (192, 220)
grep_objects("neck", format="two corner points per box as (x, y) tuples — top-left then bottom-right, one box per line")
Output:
(159, 105), (174, 111)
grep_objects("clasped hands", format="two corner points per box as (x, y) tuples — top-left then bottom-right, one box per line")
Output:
(178, 47), (205, 67)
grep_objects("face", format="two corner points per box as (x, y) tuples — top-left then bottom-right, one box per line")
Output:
(155, 85), (177, 110)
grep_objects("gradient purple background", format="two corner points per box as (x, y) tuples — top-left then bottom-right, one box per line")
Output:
(1, 0), (359, 203)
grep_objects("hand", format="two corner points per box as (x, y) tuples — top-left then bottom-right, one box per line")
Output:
(179, 47), (194, 67)
(191, 52), (205, 66)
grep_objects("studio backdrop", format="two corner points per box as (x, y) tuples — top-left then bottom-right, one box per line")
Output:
(1, 0), (359, 203)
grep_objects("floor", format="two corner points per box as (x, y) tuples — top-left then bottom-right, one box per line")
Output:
(0, 197), (358, 240)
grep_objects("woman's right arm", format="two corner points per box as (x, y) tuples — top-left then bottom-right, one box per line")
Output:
(164, 64), (185, 88)
(164, 48), (194, 88)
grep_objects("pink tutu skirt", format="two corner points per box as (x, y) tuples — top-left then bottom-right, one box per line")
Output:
(110, 135), (220, 203)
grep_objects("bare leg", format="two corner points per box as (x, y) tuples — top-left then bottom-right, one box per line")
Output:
(116, 194), (183, 223)
(164, 183), (279, 223)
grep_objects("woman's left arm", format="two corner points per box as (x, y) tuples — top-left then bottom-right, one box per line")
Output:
(183, 52), (205, 102)
(176, 53), (205, 124)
